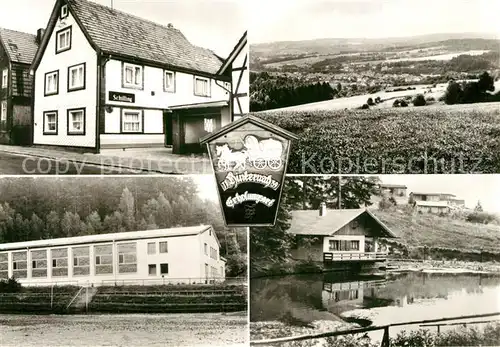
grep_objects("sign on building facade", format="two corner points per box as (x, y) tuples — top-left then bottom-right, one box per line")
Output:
(201, 115), (297, 227)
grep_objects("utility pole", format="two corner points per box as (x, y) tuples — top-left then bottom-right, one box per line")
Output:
(338, 176), (342, 210)
(110, 0), (114, 9)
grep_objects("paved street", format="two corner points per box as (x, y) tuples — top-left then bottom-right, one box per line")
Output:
(0, 152), (143, 175)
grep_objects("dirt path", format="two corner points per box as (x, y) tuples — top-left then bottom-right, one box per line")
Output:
(0, 312), (248, 347)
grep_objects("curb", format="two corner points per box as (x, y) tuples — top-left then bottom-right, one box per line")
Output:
(0, 149), (178, 174)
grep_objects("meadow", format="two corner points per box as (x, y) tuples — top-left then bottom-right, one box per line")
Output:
(252, 102), (500, 174)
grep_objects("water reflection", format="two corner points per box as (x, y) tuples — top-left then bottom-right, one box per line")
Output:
(250, 271), (500, 327)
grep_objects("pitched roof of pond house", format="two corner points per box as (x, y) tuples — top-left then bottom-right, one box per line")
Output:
(288, 208), (396, 238)
(0, 28), (38, 64)
(0, 225), (214, 251)
(33, 0), (224, 75)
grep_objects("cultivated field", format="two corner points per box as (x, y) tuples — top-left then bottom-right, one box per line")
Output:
(253, 102), (500, 174)
(0, 313), (248, 347)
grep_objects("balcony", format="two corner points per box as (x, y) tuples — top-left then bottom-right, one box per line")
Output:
(323, 252), (388, 263)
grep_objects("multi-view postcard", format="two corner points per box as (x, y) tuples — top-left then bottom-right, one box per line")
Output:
(0, 0), (500, 347)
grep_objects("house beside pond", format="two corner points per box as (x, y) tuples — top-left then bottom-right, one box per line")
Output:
(288, 204), (397, 266)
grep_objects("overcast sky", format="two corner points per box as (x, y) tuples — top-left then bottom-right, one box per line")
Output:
(249, 0), (500, 43)
(193, 175), (218, 202)
(1, 0), (246, 57)
(379, 175), (500, 213)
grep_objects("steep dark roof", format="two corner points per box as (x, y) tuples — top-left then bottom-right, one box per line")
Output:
(67, 0), (223, 74)
(0, 28), (38, 64)
(288, 209), (397, 238)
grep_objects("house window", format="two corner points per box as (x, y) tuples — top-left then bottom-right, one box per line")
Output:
(2, 69), (7, 88)
(329, 240), (360, 251)
(118, 254), (124, 264)
(122, 110), (142, 133)
(329, 240), (339, 251)
(194, 76), (210, 97)
(164, 70), (175, 92)
(44, 70), (59, 96)
(0, 101), (6, 130)
(95, 256), (101, 265)
(61, 4), (68, 19)
(204, 118), (214, 132)
(123, 63), (143, 89)
(43, 111), (58, 135)
(67, 108), (85, 135)
(68, 63), (85, 91)
(56, 27), (71, 54)
(147, 242), (156, 255)
(160, 263), (169, 275)
(148, 264), (156, 276)
(52, 259), (57, 268)
(32, 260), (37, 269)
(159, 241), (168, 253)
(204, 243), (208, 255)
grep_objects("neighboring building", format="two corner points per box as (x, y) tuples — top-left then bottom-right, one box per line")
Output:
(448, 197), (466, 207)
(410, 192), (444, 202)
(410, 192), (465, 213)
(215, 31), (248, 121)
(31, 0), (244, 154)
(0, 28), (39, 145)
(288, 204), (397, 265)
(379, 184), (407, 197)
(0, 225), (226, 286)
(415, 201), (450, 214)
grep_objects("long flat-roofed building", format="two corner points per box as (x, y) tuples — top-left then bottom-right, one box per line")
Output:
(0, 225), (225, 286)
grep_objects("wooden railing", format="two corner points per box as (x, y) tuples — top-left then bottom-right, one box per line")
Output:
(250, 312), (500, 346)
(323, 252), (388, 262)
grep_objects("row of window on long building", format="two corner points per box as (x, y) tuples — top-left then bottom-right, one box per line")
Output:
(0, 241), (170, 279)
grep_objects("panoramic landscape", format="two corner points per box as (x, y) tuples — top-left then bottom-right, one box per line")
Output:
(249, 1), (500, 174)
(250, 175), (500, 346)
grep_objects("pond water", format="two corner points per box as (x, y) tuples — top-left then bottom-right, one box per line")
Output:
(251, 271), (500, 338)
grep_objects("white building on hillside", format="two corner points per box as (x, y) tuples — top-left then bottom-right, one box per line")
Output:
(31, 0), (246, 154)
(0, 225), (226, 286)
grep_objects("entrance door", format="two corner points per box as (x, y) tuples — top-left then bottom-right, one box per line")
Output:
(164, 111), (173, 146)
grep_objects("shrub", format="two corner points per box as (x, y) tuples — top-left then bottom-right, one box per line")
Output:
(412, 94), (426, 106)
(360, 104), (370, 109)
(0, 277), (22, 293)
(392, 99), (401, 107)
(466, 211), (498, 224)
(399, 100), (408, 107)
(367, 97), (375, 106)
(444, 81), (462, 104)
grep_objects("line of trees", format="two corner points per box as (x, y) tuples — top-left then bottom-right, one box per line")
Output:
(250, 72), (336, 112)
(444, 71), (500, 104)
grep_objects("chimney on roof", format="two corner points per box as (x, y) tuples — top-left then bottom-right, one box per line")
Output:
(319, 202), (327, 217)
(36, 28), (45, 45)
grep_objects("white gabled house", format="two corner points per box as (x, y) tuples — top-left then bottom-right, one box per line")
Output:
(31, 0), (245, 154)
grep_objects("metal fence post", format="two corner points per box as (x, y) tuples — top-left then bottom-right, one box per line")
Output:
(381, 326), (390, 347)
